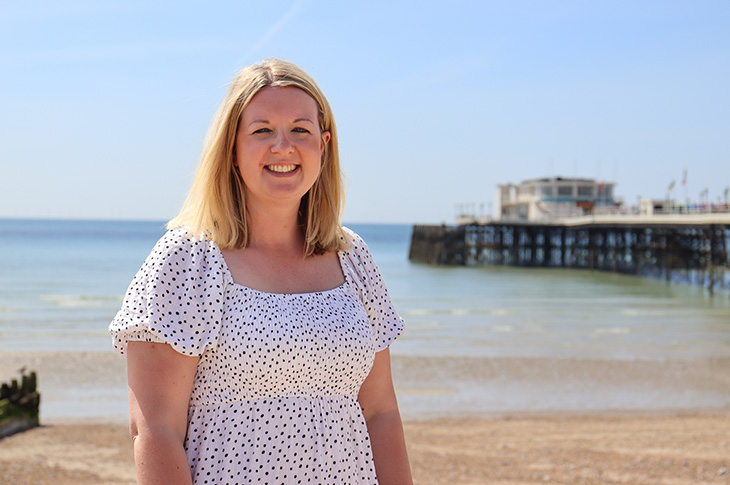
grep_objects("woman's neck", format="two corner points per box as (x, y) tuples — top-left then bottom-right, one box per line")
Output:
(245, 201), (305, 253)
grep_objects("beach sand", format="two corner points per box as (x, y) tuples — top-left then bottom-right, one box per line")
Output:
(1, 414), (729, 484)
(1, 351), (729, 484)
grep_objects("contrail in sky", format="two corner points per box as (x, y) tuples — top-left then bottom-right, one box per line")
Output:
(242, 0), (305, 61)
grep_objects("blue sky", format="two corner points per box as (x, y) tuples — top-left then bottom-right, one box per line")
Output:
(1, 1), (728, 223)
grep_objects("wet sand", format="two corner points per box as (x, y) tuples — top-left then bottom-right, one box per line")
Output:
(1, 350), (729, 484)
(2, 350), (729, 423)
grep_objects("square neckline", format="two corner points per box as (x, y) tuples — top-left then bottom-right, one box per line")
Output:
(212, 243), (350, 297)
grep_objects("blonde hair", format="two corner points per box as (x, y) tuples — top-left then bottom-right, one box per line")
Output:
(168, 58), (346, 256)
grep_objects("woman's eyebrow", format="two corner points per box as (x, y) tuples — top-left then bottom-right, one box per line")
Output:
(247, 117), (314, 126)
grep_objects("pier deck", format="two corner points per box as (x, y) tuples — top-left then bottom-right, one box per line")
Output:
(409, 214), (730, 293)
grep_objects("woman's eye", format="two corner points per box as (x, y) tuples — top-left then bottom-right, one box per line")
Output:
(292, 127), (311, 134)
(252, 128), (272, 134)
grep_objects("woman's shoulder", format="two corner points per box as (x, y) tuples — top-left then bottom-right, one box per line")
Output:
(338, 226), (377, 274)
(339, 226), (366, 250)
(156, 226), (215, 249)
(146, 226), (219, 267)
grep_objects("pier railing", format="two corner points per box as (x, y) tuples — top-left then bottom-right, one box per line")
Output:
(410, 215), (730, 293)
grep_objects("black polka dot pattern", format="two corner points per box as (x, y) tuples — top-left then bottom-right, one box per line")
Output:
(109, 227), (404, 483)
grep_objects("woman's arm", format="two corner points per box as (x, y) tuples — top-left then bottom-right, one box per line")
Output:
(358, 347), (413, 485)
(127, 341), (199, 485)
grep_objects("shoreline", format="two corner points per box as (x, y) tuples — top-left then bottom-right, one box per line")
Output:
(1, 350), (729, 422)
(1, 412), (728, 484)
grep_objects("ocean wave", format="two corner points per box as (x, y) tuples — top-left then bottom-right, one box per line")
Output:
(486, 309), (516, 316)
(39, 294), (123, 308)
(450, 309), (470, 316)
(404, 309), (437, 316)
(592, 327), (632, 336)
(404, 308), (517, 317)
(619, 308), (670, 316)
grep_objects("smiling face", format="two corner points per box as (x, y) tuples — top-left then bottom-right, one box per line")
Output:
(235, 86), (331, 212)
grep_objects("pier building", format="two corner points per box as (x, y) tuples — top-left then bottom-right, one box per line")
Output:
(494, 177), (619, 222)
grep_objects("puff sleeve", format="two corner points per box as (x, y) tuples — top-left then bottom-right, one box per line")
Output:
(340, 227), (404, 351)
(109, 228), (225, 357)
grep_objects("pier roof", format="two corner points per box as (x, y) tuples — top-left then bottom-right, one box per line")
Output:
(484, 213), (730, 228)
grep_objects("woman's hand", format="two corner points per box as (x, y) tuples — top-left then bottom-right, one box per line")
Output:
(127, 341), (199, 485)
(358, 347), (413, 485)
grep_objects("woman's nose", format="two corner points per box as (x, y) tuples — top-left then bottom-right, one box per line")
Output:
(271, 131), (294, 153)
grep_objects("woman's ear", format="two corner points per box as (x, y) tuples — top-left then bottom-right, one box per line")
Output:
(231, 142), (241, 174)
(320, 131), (331, 154)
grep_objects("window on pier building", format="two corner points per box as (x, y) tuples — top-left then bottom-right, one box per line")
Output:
(557, 186), (573, 197)
(540, 186), (553, 197)
(577, 186), (593, 198)
(598, 186), (613, 199)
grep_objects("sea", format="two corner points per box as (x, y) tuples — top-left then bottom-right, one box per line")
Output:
(1, 218), (730, 420)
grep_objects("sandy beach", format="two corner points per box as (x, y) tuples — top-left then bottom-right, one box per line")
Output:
(1, 414), (729, 484)
(1, 350), (729, 484)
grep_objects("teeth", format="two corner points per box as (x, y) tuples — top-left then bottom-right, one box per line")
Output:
(268, 164), (297, 173)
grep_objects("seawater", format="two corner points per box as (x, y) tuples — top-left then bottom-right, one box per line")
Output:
(2, 218), (730, 420)
(1, 218), (729, 361)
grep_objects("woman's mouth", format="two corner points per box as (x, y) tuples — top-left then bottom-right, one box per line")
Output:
(266, 164), (298, 174)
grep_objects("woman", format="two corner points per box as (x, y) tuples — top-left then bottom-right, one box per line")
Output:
(109, 58), (413, 484)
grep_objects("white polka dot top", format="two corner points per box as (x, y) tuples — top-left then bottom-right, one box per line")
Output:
(109, 226), (404, 484)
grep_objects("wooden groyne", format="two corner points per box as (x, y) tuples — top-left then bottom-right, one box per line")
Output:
(409, 215), (730, 293)
(0, 369), (40, 439)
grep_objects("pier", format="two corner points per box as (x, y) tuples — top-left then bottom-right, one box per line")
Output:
(409, 214), (730, 293)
